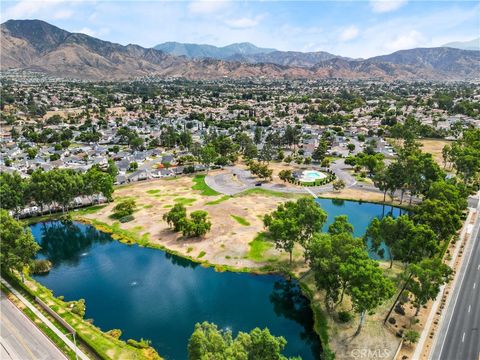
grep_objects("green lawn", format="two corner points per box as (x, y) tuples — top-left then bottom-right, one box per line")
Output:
(206, 195), (231, 205)
(230, 214), (250, 226)
(174, 197), (197, 206)
(236, 188), (301, 199)
(74, 205), (107, 216)
(192, 175), (220, 196)
(247, 233), (274, 261)
(146, 189), (162, 195)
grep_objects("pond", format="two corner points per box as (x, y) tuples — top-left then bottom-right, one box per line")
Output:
(315, 198), (404, 260)
(31, 199), (402, 359)
(31, 221), (321, 360)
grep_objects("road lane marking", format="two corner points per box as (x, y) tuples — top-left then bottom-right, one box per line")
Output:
(468, 305), (471, 313)
(2, 313), (36, 360)
(474, 282), (477, 289)
(435, 204), (480, 360)
(462, 332), (465, 342)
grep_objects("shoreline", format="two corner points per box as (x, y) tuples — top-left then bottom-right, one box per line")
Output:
(27, 213), (333, 359)
(21, 185), (407, 360)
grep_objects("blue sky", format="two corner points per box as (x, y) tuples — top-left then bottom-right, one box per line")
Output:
(1, 0), (479, 57)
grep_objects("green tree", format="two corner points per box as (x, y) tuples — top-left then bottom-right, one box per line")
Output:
(312, 140), (328, 162)
(0, 172), (27, 215)
(328, 215), (354, 236)
(408, 258), (452, 316)
(306, 229), (365, 308)
(403, 330), (420, 344)
(366, 215), (438, 267)
(112, 199), (136, 219)
(278, 170), (293, 183)
(414, 200), (461, 241)
(332, 179), (345, 192)
(84, 167), (114, 201)
(0, 209), (40, 282)
(27, 147), (38, 159)
(200, 144), (218, 172)
(188, 321), (293, 360)
(182, 210), (212, 238)
(163, 203), (187, 232)
(349, 257), (395, 335)
(264, 197), (327, 264)
(107, 159), (119, 178)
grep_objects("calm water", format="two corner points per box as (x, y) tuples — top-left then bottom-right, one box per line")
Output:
(31, 221), (321, 360)
(31, 199), (401, 360)
(316, 198), (403, 260)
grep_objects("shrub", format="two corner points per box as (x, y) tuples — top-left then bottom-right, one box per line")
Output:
(183, 165), (195, 174)
(112, 199), (136, 219)
(119, 215), (134, 223)
(106, 329), (122, 339)
(69, 299), (86, 318)
(338, 311), (353, 323)
(388, 317), (396, 325)
(127, 338), (151, 349)
(403, 330), (420, 344)
(394, 303), (406, 315)
(30, 259), (52, 274)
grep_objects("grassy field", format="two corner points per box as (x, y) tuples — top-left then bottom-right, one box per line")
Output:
(192, 175), (220, 196)
(247, 233), (274, 261)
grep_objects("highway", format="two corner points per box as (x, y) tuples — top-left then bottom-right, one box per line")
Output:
(430, 203), (480, 360)
(0, 292), (67, 360)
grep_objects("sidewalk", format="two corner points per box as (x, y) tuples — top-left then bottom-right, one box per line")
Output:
(0, 277), (91, 360)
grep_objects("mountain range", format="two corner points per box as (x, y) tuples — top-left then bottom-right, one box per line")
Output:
(154, 41), (343, 67)
(1, 19), (479, 81)
(153, 42), (277, 59)
(442, 38), (480, 51)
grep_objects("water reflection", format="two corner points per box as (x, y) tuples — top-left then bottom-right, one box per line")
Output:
(331, 198), (345, 207)
(270, 280), (322, 357)
(34, 221), (111, 267)
(164, 251), (200, 269)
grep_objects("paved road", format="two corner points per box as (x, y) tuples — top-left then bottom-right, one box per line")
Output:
(0, 292), (67, 360)
(430, 204), (480, 360)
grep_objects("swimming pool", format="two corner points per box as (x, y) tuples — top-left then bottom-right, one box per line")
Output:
(299, 170), (327, 182)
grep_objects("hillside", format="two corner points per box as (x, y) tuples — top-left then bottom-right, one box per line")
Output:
(2, 20), (479, 81)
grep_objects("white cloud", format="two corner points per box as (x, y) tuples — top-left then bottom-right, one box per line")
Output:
(75, 27), (96, 37)
(188, 0), (229, 15)
(52, 9), (73, 20)
(225, 15), (264, 29)
(2, 0), (62, 19)
(387, 30), (425, 50)
(370, 0), (408, 13)
(339, 25), (359, 41)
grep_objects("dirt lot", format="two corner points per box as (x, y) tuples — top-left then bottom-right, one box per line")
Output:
(389, 138), (453, 167)
(84, 173), (287, 268)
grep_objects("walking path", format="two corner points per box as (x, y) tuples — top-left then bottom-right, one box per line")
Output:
(205, 160), (417, 202)
(0, 278), (90, 360)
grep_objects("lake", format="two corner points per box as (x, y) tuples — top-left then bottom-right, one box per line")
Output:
(31, 199), (401, 359)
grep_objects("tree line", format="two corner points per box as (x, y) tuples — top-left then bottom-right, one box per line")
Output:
(0, 166), (115, 216)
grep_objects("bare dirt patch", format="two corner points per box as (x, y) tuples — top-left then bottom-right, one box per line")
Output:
(84, 175), (288, 268)
(389, 138), (453, 167)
